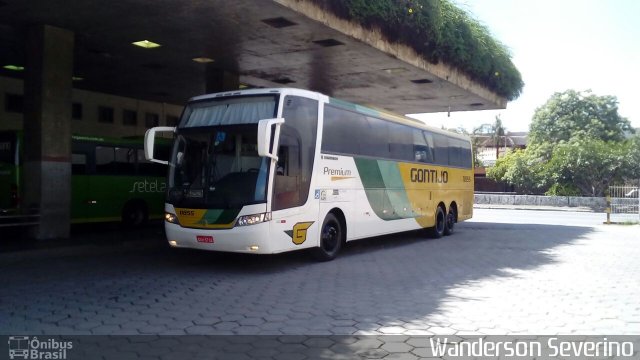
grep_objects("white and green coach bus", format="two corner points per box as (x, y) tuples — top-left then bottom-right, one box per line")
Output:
(145, 88), (473, 260)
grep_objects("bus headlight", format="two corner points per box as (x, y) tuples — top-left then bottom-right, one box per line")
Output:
(236, 212), (271, 227)
(165, 212), (179, 224)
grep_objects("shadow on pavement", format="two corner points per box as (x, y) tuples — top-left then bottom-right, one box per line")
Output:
(0, 218), (594, 336)
(0, 221), (166, 253)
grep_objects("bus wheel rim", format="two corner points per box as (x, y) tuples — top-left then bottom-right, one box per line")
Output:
(322, 223), (338, 252)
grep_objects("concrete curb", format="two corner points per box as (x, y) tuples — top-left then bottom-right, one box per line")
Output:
(473, 204), (598, 213)
(474, 194), (607, 212)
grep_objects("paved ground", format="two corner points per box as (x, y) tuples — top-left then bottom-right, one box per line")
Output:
(1, 208), (639, 339)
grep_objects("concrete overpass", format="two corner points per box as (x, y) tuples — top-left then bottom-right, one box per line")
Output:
(0, 0), (511, 239)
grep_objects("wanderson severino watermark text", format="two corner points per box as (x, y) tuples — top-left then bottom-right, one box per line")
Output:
(429, 337), (635, 358)
(3, 335), (638, 359)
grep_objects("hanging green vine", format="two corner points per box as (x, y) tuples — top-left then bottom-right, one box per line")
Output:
(310, 0), (523, 100)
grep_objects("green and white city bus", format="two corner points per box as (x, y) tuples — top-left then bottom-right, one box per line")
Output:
(145, 88), (473, 260)
(0, 131), (169, 227)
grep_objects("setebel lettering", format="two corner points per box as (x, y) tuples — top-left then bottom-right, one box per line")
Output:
(128, 179), (167, 193)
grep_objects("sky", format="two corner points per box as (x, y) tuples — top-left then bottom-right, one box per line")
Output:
(409, 0), (640, 133)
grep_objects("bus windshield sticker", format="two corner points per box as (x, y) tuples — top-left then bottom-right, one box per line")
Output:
(215, 131), (226, 145)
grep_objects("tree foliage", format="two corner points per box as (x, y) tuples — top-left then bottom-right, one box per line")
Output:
(545, 138), (633, 197)
(529, 90), (633, 146)
(487, 149), (547, 194)
(489, 90), (639, 196)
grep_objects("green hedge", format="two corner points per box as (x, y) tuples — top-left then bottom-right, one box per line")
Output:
(309, 0), (523, 100)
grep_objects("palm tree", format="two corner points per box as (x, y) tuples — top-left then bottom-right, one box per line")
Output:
(471, 116), (516, 166)
(491, 116), (506, 160)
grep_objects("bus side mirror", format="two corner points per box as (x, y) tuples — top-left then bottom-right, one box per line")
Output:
(257, 118), (284, 161)
(144, 126), (175, 165)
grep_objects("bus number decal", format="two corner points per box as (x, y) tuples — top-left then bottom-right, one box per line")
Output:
(284, 221), (315, 245)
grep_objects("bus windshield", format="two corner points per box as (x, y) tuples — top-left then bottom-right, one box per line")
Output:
(167, 125), (270, 209)
(0, 132), (17, 165)
(0, 131), (18, 211)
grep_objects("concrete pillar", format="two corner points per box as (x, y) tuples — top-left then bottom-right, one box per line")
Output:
(23, 25), (74, 239)
(205, 66), (239, 93)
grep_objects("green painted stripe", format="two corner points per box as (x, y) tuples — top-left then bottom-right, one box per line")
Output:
(377, 160), (415, 219)
(197, 208), (240, 225)
(354, 158), (386, 189)
(354, 158), (402, 221)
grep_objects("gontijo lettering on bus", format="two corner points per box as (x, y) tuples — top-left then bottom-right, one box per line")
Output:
(410, 168), (448, 183)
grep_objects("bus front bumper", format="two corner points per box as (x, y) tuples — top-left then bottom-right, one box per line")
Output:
(164, 221), (273, 254)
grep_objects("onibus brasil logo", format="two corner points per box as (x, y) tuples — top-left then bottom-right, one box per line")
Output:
(8, 336), (73, 359)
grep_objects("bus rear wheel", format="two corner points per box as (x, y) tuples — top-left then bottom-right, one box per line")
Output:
(444, 207), (456, 236)
(312, 213), (343, 261)
(428, 206), (445, 238)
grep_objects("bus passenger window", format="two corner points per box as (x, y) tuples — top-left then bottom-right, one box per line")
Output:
(273, 133), (301, 210)
(272, 95), (318, 211)
(0, 137), (15, 164)
(95, 146), (116, 174)
(433, 134), (449, 166)
(414, 147), (429, 163)
(114, 147), (136, 176)
(415, 130), (434, 163)
(276, 147), (287, 175)
(138, 149), (166, 177)
(71, 153), (87, 175)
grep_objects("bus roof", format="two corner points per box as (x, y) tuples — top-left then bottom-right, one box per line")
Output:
(187, 88), (470, 142)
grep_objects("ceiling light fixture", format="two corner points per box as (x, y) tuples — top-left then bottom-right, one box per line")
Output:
(261, 17), (297, 28)
(383, 68), (407, 74)
(3, 65), (24, 71)
(192, 57), (215, 64)
(132, 40), (161, 49)
(313, 38), (344, 47)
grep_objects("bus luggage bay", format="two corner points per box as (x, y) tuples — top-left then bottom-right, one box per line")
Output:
(145, 88), (473, 260)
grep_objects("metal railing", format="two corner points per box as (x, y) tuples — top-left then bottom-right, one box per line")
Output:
(607, 185), (640, 223)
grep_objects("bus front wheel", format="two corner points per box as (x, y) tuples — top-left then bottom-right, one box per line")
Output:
(122, 201), (148, 228)
(312, 213), (343, 261)
(428, 206), (445, 238)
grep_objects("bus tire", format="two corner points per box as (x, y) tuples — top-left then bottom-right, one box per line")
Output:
(122, 200), (148, 228)
(312, 213), (343, 261)
(428, 206), (446, 238)
(444, 207), (456, 236)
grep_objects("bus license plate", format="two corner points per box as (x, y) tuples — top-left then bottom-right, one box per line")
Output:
(196, 235), (214, 243)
